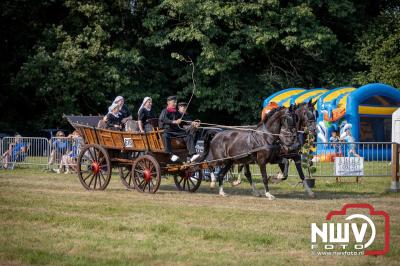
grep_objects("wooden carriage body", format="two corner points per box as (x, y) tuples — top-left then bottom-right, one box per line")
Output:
(65, 116), (202, 193)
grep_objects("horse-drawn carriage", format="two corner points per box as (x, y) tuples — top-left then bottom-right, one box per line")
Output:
(65, 115), (208, 193)
(65, 101), (317, 198)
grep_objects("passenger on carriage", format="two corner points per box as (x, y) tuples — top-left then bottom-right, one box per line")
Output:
(159, 96), (200, 163)
(177, 102), (200, 137)
(100, 96), (132, 129)
(138, 96), (156, 133)
(106, 103), (123, 130)
(177, 102), (192, 123)
(112, 95), (132, 123)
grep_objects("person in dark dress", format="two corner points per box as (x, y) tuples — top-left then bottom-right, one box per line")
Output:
(159, 96), (200, 162)
(138, 97), (156, 132)
(106, 103), (123, 130)
(113, 96), (132, 123)
(177, 102), (200, 139)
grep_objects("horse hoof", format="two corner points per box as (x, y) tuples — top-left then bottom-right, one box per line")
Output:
(232, 180), (242, 186)
(265, 192), (275, 200)
(308, 192), (316, 198)
(219, 192), (229, 197)
(276, 173), (284, 179)
(210, 181), (216, 189)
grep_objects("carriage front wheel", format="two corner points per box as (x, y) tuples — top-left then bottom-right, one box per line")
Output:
(77, 144), (111, 190)
(174, 170), (203, 192)
(131, 155), (161, 193)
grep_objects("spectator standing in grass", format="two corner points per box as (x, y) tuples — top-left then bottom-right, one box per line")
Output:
(329, 131), (342, 156)
(341, 129), (360, 157)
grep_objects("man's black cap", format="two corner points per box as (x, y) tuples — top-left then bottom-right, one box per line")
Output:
(178, 102), (188, 107)
(167, 95), (177, 101)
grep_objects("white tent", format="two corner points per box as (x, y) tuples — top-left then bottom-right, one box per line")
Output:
(392, 108), (400, 143)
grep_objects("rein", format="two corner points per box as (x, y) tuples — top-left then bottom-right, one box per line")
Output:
(183, 120), (298, 137)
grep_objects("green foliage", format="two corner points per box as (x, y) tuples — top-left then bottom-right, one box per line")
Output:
(11, 1), (146, 128)
(301, 131), (316, 178)
(354, 10), (400, 88)
(143, 0), (348, 122)
(1, 0), (399, 131)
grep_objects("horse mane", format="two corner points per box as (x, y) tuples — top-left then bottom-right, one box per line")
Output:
(260, 106), (285, 124)
(297, 102), (307, 108)
(265, 107), (286, 129)
(258, 106), (286, 128)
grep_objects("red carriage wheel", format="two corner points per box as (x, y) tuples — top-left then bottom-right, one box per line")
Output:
(119, 166), (135, 190)
(131, 155), (161, 193)
(174, 169), (203, 192)
(77, 144), (111, 190)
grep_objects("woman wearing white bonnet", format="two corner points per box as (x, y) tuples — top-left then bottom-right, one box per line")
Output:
(113, 95), (132, 123)
(138, 96), (156, 132)
(105, 102), (123, 130)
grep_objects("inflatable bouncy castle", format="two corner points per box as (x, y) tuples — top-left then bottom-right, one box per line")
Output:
(263, 83), (400, 160)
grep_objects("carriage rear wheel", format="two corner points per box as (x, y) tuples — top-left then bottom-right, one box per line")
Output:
(131, 155), (161, 193)
(119, 166), (134, 190)
(174, 170), (203, 192)
(77, 144), (111, 190)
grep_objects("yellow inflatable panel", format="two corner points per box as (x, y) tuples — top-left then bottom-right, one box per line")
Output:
(338, 94), (350, 108)
(323, 87), (355, 103)
(294, 89), (327, 104)
(282, 99), (291, 107)
(358, 106), (398, 115)
(270, 89), (305, 104)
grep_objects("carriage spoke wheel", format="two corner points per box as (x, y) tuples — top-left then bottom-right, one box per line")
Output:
(131, 155), (161, 193)
(77, 144), (111, 190)
(174, 169), (203, 192)
(119, 166), (134, 190)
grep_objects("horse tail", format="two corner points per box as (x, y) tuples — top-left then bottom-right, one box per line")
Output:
(197, 129), (218, 162)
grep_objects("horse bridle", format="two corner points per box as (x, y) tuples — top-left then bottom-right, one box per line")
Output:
(299, 107), (317, 133)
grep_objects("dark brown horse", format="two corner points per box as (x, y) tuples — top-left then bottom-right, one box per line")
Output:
(200, 106), (298, 199)
(234, 101), (317, 198)
(276, 101), (318, 180)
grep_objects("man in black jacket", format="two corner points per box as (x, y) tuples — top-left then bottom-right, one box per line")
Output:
(159, 96), (200, 162)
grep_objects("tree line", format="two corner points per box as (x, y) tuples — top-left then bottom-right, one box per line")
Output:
(1, 0), (399, 133)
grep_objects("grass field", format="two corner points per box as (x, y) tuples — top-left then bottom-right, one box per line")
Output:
(0, 168), (399, 265)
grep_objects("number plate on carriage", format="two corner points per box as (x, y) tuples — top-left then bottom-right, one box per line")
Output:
(124, 138), (134, 148)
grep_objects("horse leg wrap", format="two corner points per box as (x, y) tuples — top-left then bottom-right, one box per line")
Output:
(303, 180), (315, 198)
(264, 191), (275, 200)
(210, 172), (216, 189)
(219, 186), (228, 197)
(251, 183), (261, 197)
